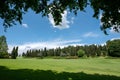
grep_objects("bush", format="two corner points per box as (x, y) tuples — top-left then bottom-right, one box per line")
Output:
(106, 39), (120, 57)
(0, 52), (9, 59)
(77, 49), (85, 57)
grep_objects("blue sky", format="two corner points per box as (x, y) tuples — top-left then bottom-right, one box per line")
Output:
(0, 6), (120, 54)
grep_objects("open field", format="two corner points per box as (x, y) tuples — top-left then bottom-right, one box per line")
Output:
(0, 57), (120, 80)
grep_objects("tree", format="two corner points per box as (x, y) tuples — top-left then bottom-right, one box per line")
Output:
(0, 0), (120, 33)
(0, 35), (9, 58)
(11, 46), (19, 59)
(54, 47), (61, 56)
(15, 46), (18, 57)
(11, 47), (16, 59)
(77, 49), (85, 57)
(44, 47), (48, 56)
(46, 49), (54, 56)
(106, 39), (120, 57)
(22, 52), (26, 57)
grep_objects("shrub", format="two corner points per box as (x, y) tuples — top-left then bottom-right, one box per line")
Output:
(106, 39), (120, 57)
(77, 49), (85, 57)
(0, 52), (9, 58)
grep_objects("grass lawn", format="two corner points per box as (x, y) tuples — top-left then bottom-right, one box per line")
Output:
(0, 57), (120, 80)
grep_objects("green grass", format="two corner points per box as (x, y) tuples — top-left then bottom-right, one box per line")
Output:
(0, 57), (120, 80)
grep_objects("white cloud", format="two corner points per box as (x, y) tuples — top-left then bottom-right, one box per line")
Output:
(110, 37), (120, 41)
(110, 27), (116, 33)
(99, 13), (102, 20)
(8, 39), (82, 54)
(48, 11), (70, 30)
(71, 17), (75, 24)
(83, 32), (99, 37)
(22, 23), (28, 28)
(99, 13), (103, 26)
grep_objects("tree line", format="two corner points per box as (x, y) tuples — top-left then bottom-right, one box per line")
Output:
(0, 35), (120, 59)
(22, 39), (120, 58)
(22, 44), (108, 58)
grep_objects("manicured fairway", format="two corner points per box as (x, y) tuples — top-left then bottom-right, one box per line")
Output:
(0, 58), (120, 80)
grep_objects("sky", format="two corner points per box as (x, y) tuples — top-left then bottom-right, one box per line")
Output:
(0, 6), (120, 54)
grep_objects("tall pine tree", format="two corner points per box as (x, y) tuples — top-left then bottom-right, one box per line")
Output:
(0, 35), (8, 58)
(11, 46), (19, 59)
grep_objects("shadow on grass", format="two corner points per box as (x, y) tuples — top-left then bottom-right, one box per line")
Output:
(0, 66), (120, 80)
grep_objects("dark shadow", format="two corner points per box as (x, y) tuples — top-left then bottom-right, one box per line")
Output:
(0, 66), (120, 80)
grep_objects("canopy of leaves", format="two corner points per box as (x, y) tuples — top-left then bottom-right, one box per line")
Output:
(77, 49), (85, 57)
(106, 39), (120, 57)
(0, 0), (120, 34)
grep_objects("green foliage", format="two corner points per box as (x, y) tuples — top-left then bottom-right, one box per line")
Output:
(23, 44), (108, 58)
(77, 49), (85, 57)
(90, 0), (120, 34)
(0, 35), (9, 58)
(0, 0), (120, 33)
(0, 52), (9, 58)
(0, 0), (48, 30)
(106, 39), (120, 57)
(11, 46), (19, 59)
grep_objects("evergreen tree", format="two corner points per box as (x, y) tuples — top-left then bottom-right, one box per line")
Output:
(11, 47), (16, 59)
(0, 35), (9, 58)
(11, 46), (19, 59)
(15, 46), (18, 57)
(43, 47), (47, 57)
(22, 52), (26, 57)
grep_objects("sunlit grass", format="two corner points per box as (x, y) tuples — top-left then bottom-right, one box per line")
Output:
(0, 57), (120, 76)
